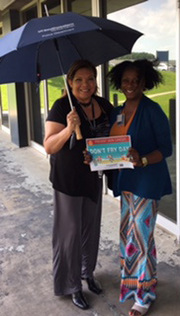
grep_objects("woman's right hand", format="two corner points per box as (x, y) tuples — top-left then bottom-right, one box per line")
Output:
(67, 108), (81, 134)
(44, 109), (81, 155)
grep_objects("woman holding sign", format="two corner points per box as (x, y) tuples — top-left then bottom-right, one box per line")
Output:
(108, 59), (172, 316)
(44, 60), (113, 310)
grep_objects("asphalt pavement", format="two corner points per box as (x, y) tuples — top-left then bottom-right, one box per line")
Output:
(0, 129), (180, 316)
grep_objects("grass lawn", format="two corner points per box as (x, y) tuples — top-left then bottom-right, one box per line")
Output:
(0, 71), (176, 118)
(150, 93), (176, 117)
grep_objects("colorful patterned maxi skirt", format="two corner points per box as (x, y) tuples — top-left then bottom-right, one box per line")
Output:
(119, 191), (158, 306)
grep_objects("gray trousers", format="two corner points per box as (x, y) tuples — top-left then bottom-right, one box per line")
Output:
(52, 182), (102, 296)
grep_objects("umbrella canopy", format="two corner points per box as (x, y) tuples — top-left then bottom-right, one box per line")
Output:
(0, 12), (143, 84)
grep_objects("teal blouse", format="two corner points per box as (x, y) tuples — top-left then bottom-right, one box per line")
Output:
(109, 94), (172, 200)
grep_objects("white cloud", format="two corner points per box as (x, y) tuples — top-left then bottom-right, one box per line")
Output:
(108, 0), (176, 59)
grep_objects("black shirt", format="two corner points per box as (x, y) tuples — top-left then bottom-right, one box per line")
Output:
(47, 94), (113, 202)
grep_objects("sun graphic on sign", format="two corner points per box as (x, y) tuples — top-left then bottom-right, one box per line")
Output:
(87, 140), (94, 146)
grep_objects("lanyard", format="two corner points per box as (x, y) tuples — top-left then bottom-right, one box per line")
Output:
(79, 102), (96, 134)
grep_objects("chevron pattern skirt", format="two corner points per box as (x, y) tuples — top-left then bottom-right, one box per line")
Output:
(119, 191), (158, 306)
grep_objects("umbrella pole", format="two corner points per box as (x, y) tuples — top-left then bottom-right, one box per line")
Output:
(53, 39), (82, 140)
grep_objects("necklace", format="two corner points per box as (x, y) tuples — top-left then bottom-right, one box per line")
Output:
(78, 98), (92, 108)
(78, 101), (96, 136)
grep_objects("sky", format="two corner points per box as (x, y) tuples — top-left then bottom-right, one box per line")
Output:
(108, 0), (177, 60)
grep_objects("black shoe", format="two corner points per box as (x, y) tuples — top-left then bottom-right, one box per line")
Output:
(86, 277), (102, 295)
(72, 291), (89, 310)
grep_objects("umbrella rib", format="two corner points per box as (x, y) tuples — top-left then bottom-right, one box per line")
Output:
(97, 29), (143, 53)
(66, 35), (84, 59)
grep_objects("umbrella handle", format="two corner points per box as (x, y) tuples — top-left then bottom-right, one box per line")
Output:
(75, 125), (82, 140)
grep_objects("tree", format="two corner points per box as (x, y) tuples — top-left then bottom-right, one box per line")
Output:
(118, 52), (155, 60)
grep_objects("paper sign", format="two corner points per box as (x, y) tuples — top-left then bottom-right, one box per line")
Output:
(86, 135), (134, 171)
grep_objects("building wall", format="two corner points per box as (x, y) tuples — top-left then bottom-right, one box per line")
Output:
(0, 0), (179, 240)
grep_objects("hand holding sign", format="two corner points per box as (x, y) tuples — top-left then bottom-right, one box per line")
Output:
(86, 135), (134, 171)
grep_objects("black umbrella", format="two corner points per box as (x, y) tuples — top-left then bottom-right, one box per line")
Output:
(0, 12), (142, 85)
(0, 12), (142, 141)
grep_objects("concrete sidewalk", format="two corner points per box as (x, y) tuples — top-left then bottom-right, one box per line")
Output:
(0, 129), (180, 316)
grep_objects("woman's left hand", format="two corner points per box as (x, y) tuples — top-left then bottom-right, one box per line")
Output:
(83, 149), (92, 165)
(127, 148), (142, 167)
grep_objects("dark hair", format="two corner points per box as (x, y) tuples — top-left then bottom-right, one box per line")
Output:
(67, 59), (97, 81)
(108, 59), (163, 91)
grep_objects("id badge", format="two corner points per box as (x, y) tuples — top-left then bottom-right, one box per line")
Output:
(117, 113), (125, 126)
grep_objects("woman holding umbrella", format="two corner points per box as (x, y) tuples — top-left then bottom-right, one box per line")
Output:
(44, 60), (113, 310)
(108, 59), (172, 316)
